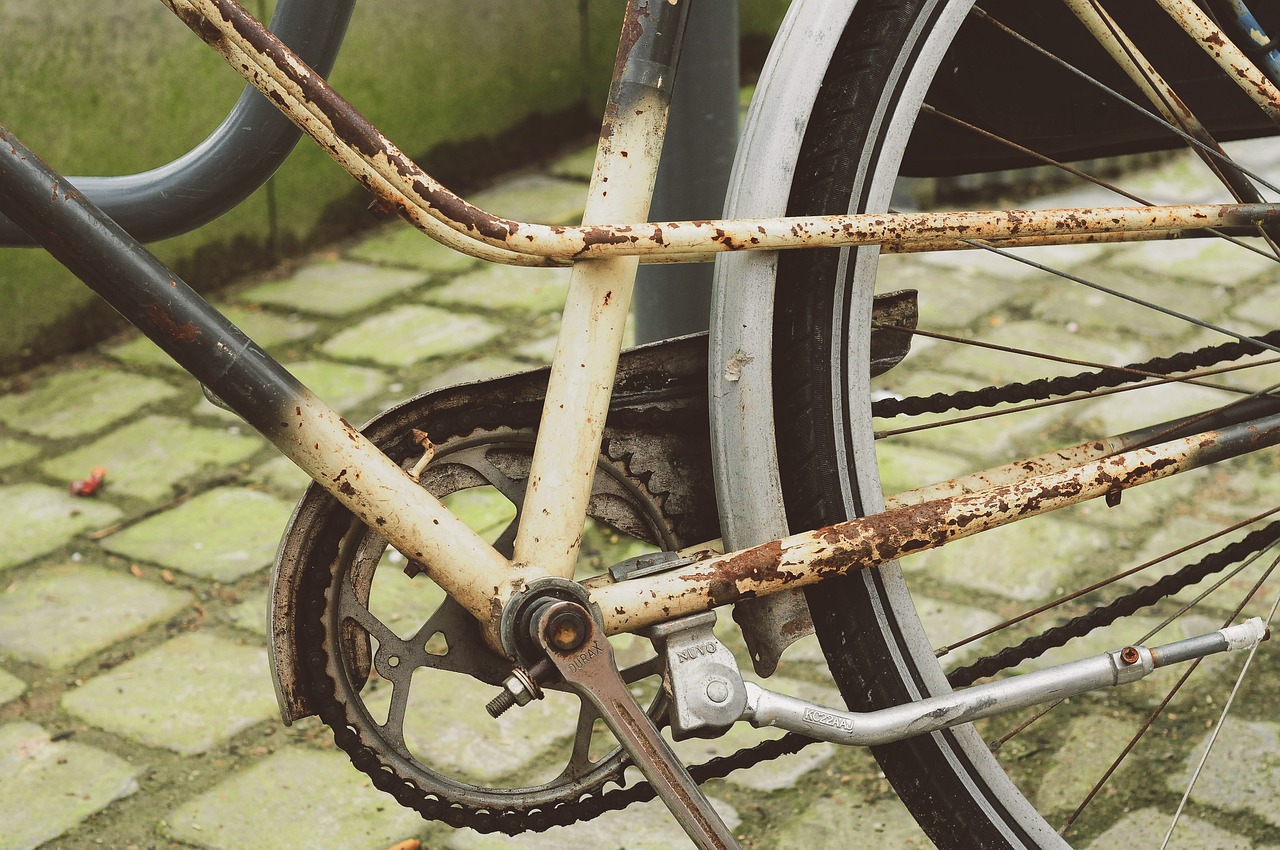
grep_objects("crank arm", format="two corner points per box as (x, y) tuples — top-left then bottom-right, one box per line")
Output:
(532, 600), (740, 850)
(740, 619), (1268, 746)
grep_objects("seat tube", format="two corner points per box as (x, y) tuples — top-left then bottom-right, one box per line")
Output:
(509, 0), (692, 587)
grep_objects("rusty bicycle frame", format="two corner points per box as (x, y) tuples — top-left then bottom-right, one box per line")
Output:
(3, 0), (1280, 661)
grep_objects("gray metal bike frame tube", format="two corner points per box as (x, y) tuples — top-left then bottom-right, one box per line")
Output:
(633, 0), (739, 344)
(0, 0), (355, 247)
(0, 122), (512, 625)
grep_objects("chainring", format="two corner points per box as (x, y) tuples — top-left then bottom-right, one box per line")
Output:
(278, 338), (723, 833)
(304, 425), (681, 830)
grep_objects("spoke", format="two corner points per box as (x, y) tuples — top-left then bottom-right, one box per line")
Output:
(973, 6), (1280, 196)
(1063, 0), (1280, 257)
(620, 655), (665, 685)
(460, 448), (529, 506)
(1059, 550), (1280, 834)
(949, 520), (1280, 687)
(1159, 583), (1280, 849)
(918, 104), (1280, 263)
(554, 655), (665, 780)
(565, 696), (603, 774)
(340, 578), (405, 652)
(1137, 540), (1280, 644)
(989, 699), (1060, 752)
(920, 104), (1148, 205)
(379, 667), (415, 758)
(936, 507), (1280, 658)
(961, 237), (1280, 356)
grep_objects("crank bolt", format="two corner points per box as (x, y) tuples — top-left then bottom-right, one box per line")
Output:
(546, 609), (589, 653)
(705, 678), (730, 704)
(486, 666), (542, 719)
(1119, 646), (1141, 665)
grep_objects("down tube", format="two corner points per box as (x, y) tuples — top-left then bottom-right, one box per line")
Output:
(0, 125), (511, 632)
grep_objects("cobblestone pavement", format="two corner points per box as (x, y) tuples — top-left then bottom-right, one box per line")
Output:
(2, 138), (1280, 850)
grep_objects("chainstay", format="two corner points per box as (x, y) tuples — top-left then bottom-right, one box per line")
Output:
(301, 328), (1280, 832)
(947, 520), (1280, 687)
(560, 323), (1280, 814)
(566, 521), (1280, 821)
(872, 328), (1280, 419)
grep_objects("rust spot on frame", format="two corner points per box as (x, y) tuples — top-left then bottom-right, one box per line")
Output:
(144, 304), (201, 343)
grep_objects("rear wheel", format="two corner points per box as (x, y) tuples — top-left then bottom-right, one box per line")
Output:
(773, 2), (1280, 847)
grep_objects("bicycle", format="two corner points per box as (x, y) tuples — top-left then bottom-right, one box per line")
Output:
(1, 0), (1279, 847)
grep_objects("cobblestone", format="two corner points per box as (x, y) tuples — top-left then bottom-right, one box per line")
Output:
(1033, 716), (1136, 814)
(418, 355), (530, 392)
(0, 721), (138, 850)
(0, 135), (1277, 850)
(467, 174), (587, 225)
(246, 454), (313, 496)
(347, 222), (484, 274)
(0, 562), (190, 668)
(100, 487), (297, 581)
(0, 668), (25, 707)
(1105, 235), (1277, 287)
(902, 515), (1114, 602)
(61, 632), (278, 755)
(937, 320), (1146, 386)
(164, 747), (422, 850)
(0, 368), (177, 440)
(768, 789), (932, 849)
(0, 484), (121, 572)
(238, 259), (428, 316)
(423, 265), (572, 314)
(1085, 807), (1277, 850)
(321, 304), (504, 367)
(0, 435), (38, 470)
(39, 416), (263, 504)
(1170, 718), (1280, 829)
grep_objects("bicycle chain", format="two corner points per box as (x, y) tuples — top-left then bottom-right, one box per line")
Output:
(301, 327), (1280, 834)
(947, 520), (1280, 687)
(871, 328), (1280, 419)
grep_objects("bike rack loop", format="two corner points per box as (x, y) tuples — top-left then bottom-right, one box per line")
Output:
(0, 0), (355, 247)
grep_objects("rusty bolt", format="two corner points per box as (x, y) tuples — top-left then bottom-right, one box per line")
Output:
(1120, 646), (1141, 665)
(486, 667), (542, 718)
(546, 609), (589, 653)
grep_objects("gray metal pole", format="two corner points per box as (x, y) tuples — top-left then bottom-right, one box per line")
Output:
(633, 0), (739, 344)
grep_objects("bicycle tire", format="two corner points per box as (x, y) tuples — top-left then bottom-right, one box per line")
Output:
(772, 1), (1278, 847)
